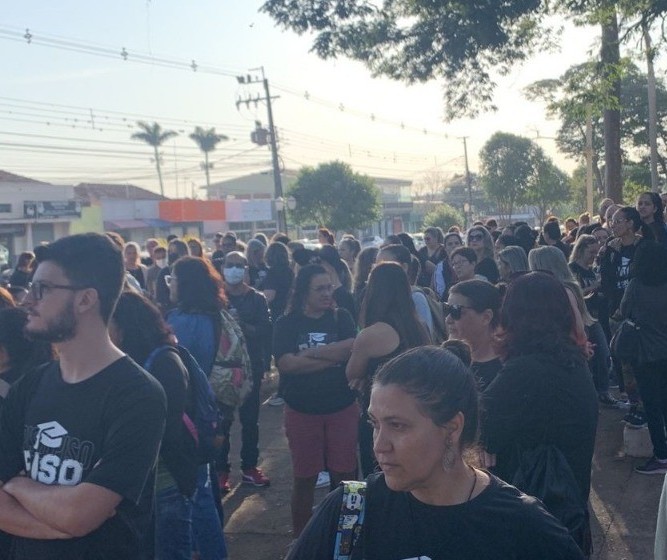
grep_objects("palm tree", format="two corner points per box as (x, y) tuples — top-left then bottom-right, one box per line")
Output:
(189, 127), (229, 188)
(131, 121), (178, 197)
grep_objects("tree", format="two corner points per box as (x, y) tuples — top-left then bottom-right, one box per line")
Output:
(131, 121), (178, 197)
(261, 0), (551, 120)
(423, 204), (464, 233)
(526, 155), (572, 224)
(287, 161), (381, 231)
(189, 127), (229, 188)
(479, 133), (540, 222)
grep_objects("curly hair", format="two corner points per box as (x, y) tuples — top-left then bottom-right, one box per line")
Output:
(172, 256), (227, 313)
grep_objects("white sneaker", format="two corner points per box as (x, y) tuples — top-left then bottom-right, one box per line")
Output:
(265, 394), (285, 406)
(315, 471), (330, 489)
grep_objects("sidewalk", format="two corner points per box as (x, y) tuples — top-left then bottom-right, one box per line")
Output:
(222, 376), (664, 559)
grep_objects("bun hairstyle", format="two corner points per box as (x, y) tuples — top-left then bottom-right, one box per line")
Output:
(374, 346), (479, 449)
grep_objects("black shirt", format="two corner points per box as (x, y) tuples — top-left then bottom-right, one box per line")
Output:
(333, 286), (357, 326)
(471, 357), (502, 391)
(287, 473), (584, 560)
(0, 358), (166, 560)
(248, 264), (269, 290)
(8, 269), (30, 288)
(273, 309), (356, 415)
(481, 353), (598, 505)
(474, 257), (500, 284)
(227, 288), (272, 377)
(263, 265), (294, 323)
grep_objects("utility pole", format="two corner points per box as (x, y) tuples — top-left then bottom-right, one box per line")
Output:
(585, 108), (594, 215)
(462, 137), (473, 229)
(236, 67), (286, 233)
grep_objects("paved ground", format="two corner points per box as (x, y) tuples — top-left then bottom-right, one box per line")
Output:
(222, 374), (664, 559)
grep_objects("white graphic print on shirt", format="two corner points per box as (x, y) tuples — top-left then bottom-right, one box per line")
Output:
(23, 420), (95, 486)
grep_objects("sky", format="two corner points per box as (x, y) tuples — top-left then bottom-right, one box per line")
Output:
(1, 1), (607, 197)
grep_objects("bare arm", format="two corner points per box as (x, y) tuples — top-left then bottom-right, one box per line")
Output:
(3, 477), (122, 538)
(263, 289), (276, 303)
(346, 325), (399, 381)
(0, 484), (71, 539)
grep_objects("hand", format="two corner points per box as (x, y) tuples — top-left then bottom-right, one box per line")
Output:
(349, 378), (365, 392)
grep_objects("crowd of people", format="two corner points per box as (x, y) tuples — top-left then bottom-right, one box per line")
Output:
(0, 192), (665, 559)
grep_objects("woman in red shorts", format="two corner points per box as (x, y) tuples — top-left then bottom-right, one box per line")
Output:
(273, 264), (358, 538)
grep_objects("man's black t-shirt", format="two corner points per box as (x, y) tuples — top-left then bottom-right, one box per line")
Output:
(263, 265), (294, 322)
(273, 309), (356, 415)
(0, 358), (166, 560)
(287, 473), (584, 560)
(228, 288), (272, 377)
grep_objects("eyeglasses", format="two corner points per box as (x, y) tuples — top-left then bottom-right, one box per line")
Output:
(165, 275), (175, 287)
(311, 284), (334, 294)
(444, 303), (475, 320)
(224, 263), (246, 269)
(28, 281), (89, 301)
(468, 234), (484, 242)
(611, 217), (628, 225)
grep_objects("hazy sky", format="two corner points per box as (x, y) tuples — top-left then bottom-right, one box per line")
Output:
(1, 1), (604, 196)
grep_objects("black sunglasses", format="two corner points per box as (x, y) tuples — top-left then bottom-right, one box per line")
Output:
(468, 234), (484, 242)
(443, 302), (475, 320)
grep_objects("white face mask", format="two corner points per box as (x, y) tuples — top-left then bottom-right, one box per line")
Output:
(223, 267), (245, 285)
(155, 258), (167, 269)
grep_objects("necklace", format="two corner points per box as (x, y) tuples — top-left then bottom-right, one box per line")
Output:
(466, 466), (478, 502)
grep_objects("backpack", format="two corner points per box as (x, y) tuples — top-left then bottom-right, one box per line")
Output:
(208, 309), (253, 409)
(414, 286), (447, 344)
(144, 344), (221, 464)
(334, 481), (366, 560)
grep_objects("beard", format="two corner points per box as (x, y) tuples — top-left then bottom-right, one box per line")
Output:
(25, 303), (77, 343)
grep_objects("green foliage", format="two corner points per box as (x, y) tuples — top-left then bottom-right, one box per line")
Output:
(423, 204), (464, 232)
(287, 161), (381, 231)
(261, 0), (552, 119)
(479, 132), (539, 220)
(131, 121), (178, 147)
(480, 132), (570, 222)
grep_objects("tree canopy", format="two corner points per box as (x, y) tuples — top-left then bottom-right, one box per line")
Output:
(479, 132), (570, 222)
(261, 0), (550, 119)
(287, 161), (381, 231)
(189, 126), (229, 188)
(423, 204), (464, 232)
(131, 121), (178, 197)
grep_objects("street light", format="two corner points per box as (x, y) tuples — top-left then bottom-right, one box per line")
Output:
(275, 196), (296, 234)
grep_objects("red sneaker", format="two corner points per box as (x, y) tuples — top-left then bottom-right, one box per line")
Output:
(217, 471), (231, 493)
(241, 467), (271, 487)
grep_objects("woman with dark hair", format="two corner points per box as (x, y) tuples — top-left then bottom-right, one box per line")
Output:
(110, 292), (204, 560)
(263, 241), (294, 323)
(346, 262), (430, 476)
(481, 272), (598, 554)
(514, 224), (537, 256)
(466, 225), (500, 283)
(245, 238), (268, 290)
(338, 237), (361, 273)
(352, 246), (378, 311)
(620, 241), (667, 474)
(187, 237), (205, 258)
(9, 251), (34, 288)
(445, 279), (503, 390)
(287, 346), (585, 560)
(317, 228), (335, 246)
(253, 232), (269, 246)
(165, 256), (240, 558)
(637, 191), (667, 246)
(443, 231), (463, 256)
(417, 226), (446, 287)
(273, 264), (357, 538)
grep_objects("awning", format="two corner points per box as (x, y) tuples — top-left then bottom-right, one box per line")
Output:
(103, 219), (149, 230)
(143, 218), (172, 228)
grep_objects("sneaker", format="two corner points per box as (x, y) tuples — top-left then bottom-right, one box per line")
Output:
(635, 456), (667, 475)
(218, 471), (231, 494)
(623, 411), (648, 429)
(599, 393), (630, 409)
(241, 467), (271, 487)
(265, 393), (285, 406)
(315, 471), (330, 489)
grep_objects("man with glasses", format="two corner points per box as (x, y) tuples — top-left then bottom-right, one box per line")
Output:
(216, 251), (272, 491)
(0, 233), (166, 559)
